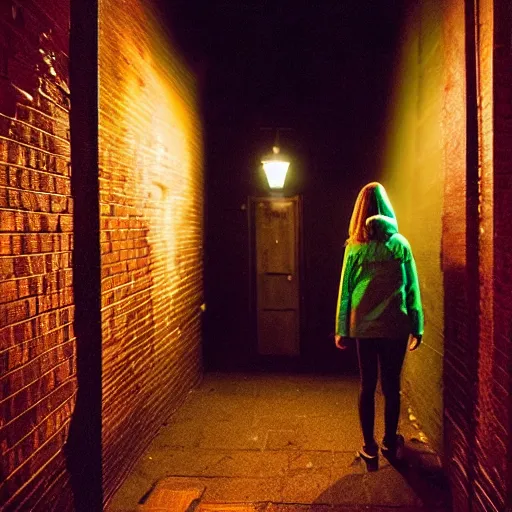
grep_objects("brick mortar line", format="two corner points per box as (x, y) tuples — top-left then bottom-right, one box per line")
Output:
(0, 323), (75, 357)
(2, 451), (64, 510)
(0, 338), (75, 382)
(102, 339), (199, 397)
(0, 365), (75, 422)
(0, 358), (76, 405)
(0, 209), (72, 216)
(37, 86), (70, 114)
(1, 421), (72, 500)
(0, 113), (70, 145)
(29, 467), (70, 511)
(0, 137), (70, 160)
(2, 291), (72, 307)
(0, 379), (75, 437)
(0, 162), (70, 177)
(1, 270), (72, 277)
(0, 250), (72, 258)
(101, 294), (198, 319)
(0, 305), (73, 329)
(9, 104), (69, 129)
(102, 334), (191, 393)
(1, 184), (71, 198)
(0, 230), (72, 237)
(101, 280), (154, 296)
(0, 250), (73, 258)
(100, 293), (154, 315)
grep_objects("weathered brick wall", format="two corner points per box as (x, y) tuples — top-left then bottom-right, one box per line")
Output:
(98, 0), (203, 505)
(440, 2), (473, 511)
(0, 1), (76, 510)
(380, 0), (445, 456)
(472, 1), (505, 510)
(494, 3), (512, 508)
(495, 3), (512, 509)
(443, 1), (511, 509)
(385, 1), (512, 510)
(476, 1), (512, 509)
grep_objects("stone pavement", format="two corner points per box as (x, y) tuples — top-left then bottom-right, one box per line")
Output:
(107, 372), (451, 511)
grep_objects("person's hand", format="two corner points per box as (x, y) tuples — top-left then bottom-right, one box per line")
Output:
(335, 334), (348, 350)
(408, 334), (422, 351)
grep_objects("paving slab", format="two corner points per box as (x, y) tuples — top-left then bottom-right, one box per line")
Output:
(331, 451), (366, 480)
(149, 419), (204, 449)
(176, 393), (258, 423)
(360, 466), (422, 507)
(199, 421), (266, 450)
(288, 451), (333, 472)
(138, 479), (204, 512)
(195, 476), (284, 503)
(281, 468), (332, 504)
(107, 372), (451, 512)
(323, 472), (369, 506)
(198, 504), (267, 512)
(193, 449), (289, 478)
(252, 414), (305, 432)
(200, 373), (260, 396)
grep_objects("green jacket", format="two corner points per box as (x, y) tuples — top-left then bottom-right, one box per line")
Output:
(335, 214), (424, 339)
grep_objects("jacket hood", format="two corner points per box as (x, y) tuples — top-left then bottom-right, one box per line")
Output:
(366, 214), (398, 241)
(372, 183), (396, 220)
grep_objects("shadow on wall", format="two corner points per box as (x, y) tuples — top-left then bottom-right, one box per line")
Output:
(442, 258), (478, 509)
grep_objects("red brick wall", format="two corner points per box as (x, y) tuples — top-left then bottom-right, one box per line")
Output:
(471, 1), (507, 510)
(380, 2), (511, 510)
(443, 1), (512, 509)
(98, 0), (203, 505)
(0, 1), (76, 510)
(487, 1), (512, 510)
(442, 0), (512, 510)
(441, 2), (474, 510)
(495, 4), (512, 506)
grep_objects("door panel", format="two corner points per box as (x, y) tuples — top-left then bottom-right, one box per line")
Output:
(253, 197), (300, 356)
(259, 274), (297, 309)
(256, 201), (295, 275)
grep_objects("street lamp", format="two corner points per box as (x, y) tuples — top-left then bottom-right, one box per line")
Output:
(261, 145), (290, 190)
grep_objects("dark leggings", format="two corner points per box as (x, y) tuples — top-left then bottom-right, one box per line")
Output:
(356, 337), (408, 448)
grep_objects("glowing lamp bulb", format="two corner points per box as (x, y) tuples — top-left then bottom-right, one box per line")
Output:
(261, 146), (290, 189)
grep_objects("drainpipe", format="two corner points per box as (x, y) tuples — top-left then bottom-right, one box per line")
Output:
(68, 1), (103, 510)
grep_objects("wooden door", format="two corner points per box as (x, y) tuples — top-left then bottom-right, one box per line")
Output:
(253, 196), (300, 356)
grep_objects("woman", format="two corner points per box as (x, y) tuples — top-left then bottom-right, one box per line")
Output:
(335, 182), (423, 470)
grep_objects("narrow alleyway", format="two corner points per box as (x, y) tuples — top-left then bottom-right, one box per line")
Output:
(108, 373), (450, 511)
(2, 1), (511, 510)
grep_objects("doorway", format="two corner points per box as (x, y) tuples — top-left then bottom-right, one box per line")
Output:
(250, 196), (302, 357)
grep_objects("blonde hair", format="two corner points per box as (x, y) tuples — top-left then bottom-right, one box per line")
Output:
(347, 182), (392, 245)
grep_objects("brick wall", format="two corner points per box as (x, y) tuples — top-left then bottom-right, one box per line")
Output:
(98, 0), (203, 505)
(443, 1), (512, 509)
(494, 2), (512, 509)
(0, 1), (76, 510)
(380, 0), (446, 456)
(477, 1), (512, 509)
(471, 1), (505, 510)
(385, 1), (512, 510)
(440, 2), (473, 511)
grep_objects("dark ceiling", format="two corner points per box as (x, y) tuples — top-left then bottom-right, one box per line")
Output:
(161, 1), (407, 126)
